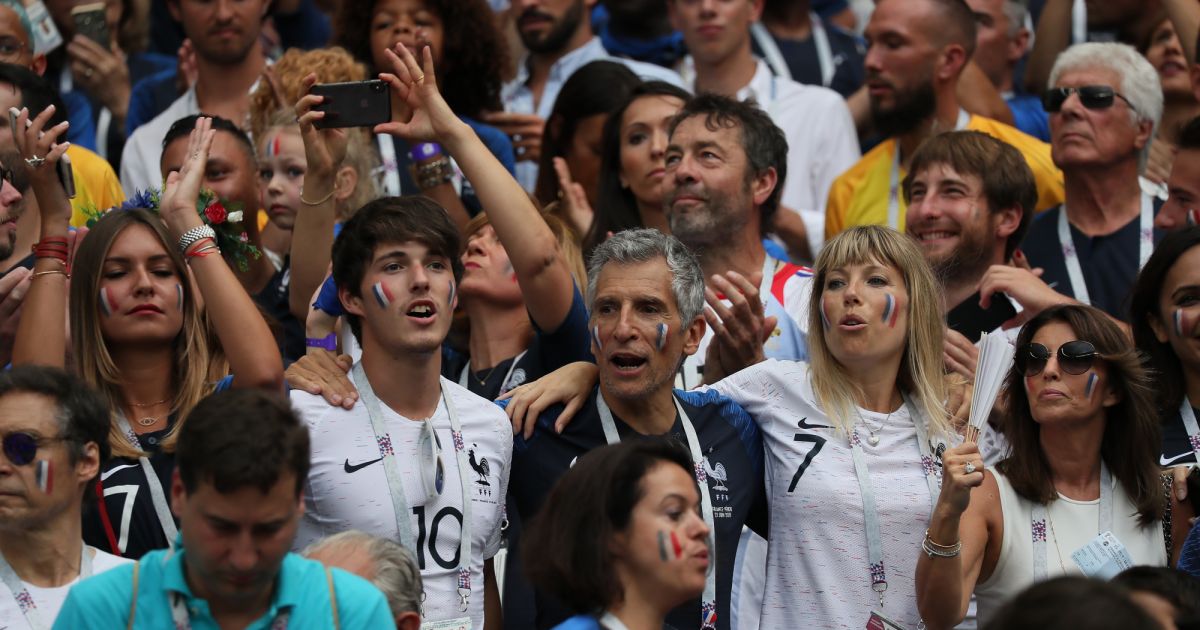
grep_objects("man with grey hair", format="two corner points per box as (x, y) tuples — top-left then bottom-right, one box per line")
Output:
(965, 0), (1050, 141)
(305, 530), (423, 630)
(502, 228), (767, 630)
(1014, 42), (1166, 322)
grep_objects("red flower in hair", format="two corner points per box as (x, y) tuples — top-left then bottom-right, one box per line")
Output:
(204, 200), (228, 224)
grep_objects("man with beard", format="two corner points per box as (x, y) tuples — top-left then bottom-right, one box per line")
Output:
(488, 0), (683, 191)
(824, 0), (1063, 240)
(120, 0), (270, 193)
(902, 131), (1035, 374)
(966, 0), (1049, 141)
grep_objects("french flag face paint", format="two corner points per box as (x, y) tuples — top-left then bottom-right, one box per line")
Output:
(99, 287), (117, 317)
(175, 284), (184, 312)
(658, 531), (670, 562)
(1085, 372), (1099, 400)
(35, 460), (51, 493)
(882, 293), (899, 328)
(372, 282), (394, 310)
(1189, 209), (1200, 227)
(655, 323), (669, 351)
(819, 298), (831, 330)
(1175, 309), (1187, 338)
(592, 325), (603, 351)
(670, 531), (683, 559)
(448, 280), (456, 308)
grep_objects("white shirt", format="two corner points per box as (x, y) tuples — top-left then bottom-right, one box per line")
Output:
(290, 371), (512, 629)
(0, 546), (129, 628)
(705, 360), (943, 629)
(684, 58), (860, 255)
(120, 88), (199, 193)
(502, 36), (685, 191)
(975, 470), (1167, 624)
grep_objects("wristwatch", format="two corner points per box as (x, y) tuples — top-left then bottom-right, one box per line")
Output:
(305, 333), (338, 351)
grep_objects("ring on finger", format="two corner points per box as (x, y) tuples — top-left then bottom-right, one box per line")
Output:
(24, 155), (44, 168)
(964, 461), (977, 474)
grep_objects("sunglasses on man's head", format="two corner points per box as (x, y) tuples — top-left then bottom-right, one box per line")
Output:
(2, 431), (62, 466)
(1042, 86), (1137, 114)
(1015, 340), (1099, 377)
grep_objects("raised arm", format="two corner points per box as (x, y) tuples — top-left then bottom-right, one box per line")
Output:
(288, 75), (348, 322)
(1164, 0), (1200, 70)
(375, 44), (577, 331)
(11, 105), (72, 368)
(1024, 0), (1073, 94)
(915, 442), (996, 630)
(159, 118), (283, 390)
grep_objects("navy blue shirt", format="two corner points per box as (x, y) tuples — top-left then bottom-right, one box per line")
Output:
(506, 387), (766, 630)
(1161, 404), (1200, 467)
(751, 21), (865, 98)
(1022, 204), (1164, 321)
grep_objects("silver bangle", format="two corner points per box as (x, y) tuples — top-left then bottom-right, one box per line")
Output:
(922, 535), (962, 558)
(178, 225), (217, 255)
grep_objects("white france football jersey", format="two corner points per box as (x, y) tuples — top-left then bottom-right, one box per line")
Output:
(0, 547), (129, 629)
(291, 372), (512, 629)
(705, 359), (945, 629)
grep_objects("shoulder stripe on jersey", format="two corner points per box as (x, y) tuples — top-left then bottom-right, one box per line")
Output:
(771, 263), (814, 304)
(675, 388), (763, 477)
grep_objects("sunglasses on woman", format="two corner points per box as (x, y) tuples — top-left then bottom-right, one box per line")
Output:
(1042, 86), (1137, 114)
(2, 431), (63, 466)
(1015, 340), (1099, 377)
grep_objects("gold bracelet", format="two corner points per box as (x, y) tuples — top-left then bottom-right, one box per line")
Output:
(299, 188), (336, 206)
(31, 269), (69, 279)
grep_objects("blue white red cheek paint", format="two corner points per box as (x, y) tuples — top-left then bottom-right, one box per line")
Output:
(503, 260), (516, 283)
(372, 282), (394, 309)
(882, 293), (899, 328)
(1189, 209), (1200, 227)
(1175, 309), (1186, 337)
(658, 531), (671, 562)
(35, 460), (51, 493)
(448, 279), (456, 307)
(175, 284), (184, 311)
(819, 298), (831, 330)
(592, 325), (603, 351)
(99, 287), (117, 317)
(655, 323), (669, 351)
(1085, 372), (1099, 400)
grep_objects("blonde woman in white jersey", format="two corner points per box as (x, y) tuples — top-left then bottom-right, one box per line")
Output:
(916, 304), (1193, 629)
(506, 225), (955, 628)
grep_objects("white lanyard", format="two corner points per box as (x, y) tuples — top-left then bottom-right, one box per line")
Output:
(749, 14), (834, 88)
(354, 364), (476, 611)
(458, 351), (528, 396)
(0, 547), (92, 630)
(886, 110), (970, 228)
(1056, 194), (1154, 305)
(848, 394), (939, 609)
(114, 413), (179, 549)
(1180, 399), (1200, 461)
(597, 392), (718, 630)
(598, 611), (632, 630)
(1031, 463), (1112, 580)
(375, 134), (403, 196)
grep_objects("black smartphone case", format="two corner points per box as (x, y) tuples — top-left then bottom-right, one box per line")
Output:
(310, 80), (391, 129)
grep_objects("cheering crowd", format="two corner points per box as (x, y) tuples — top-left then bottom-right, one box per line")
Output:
(3, 0), (1200, 628)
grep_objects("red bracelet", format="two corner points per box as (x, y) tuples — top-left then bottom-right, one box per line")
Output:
(185, 245), (221, 262)
(183, 236), (216, 257)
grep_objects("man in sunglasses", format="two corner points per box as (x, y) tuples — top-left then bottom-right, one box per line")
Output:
(1019, 42), (1165, 323)
(0, 365), (130, 628)
(824, 0), (1064, 241)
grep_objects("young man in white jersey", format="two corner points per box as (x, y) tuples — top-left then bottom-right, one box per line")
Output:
(289, 190), (511, 629)
(0, 366), (129, 628)
(662, 93), (814, 390)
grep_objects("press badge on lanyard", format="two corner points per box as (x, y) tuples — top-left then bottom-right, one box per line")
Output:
(867, 610), (907, 630)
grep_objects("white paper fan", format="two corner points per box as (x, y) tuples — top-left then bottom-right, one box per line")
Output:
(966, 332), (1015, 442)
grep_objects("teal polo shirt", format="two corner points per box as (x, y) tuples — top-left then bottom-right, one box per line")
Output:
(52, 543), (395, 629)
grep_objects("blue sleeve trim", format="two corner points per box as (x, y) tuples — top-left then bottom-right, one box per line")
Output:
(675, 388), (763, 478)
(214, 375), (234, 392)
(312, 275), (344, 316)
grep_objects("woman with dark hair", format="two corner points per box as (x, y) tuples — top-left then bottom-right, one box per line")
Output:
(916, 304), (1190, 629)
(1129, 227), (1200, 467)
(585, 80), (692, 254)
(333, 0), (515, 222)
(533, 60), (642, 236)
(524, 440), (712, 630)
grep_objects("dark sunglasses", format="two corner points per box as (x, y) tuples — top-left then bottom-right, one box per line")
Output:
(1016, 340), (1099, 377)
(2, 431), (63, 466)
(1043, 86), (1137, 114)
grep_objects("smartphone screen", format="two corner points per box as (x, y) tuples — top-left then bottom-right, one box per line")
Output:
(71, 3), (109, 47)
(310, 80), (391, 130)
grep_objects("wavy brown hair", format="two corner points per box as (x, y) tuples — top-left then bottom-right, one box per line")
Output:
(333, 0), (509, 118)
(997, 304), (1163, 526)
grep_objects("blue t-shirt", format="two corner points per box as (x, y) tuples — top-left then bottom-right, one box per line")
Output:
(1022, 204), (1163, 321)
(52, 547), (395, 629)
(1007, 92), (1051, 142)
(505, 387), (767, 630)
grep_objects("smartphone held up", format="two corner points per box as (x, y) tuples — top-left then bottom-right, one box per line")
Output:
(311, 80), (391, 130)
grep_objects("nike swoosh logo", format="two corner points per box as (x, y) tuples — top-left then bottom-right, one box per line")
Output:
(1160, 452), (1197, 466)
(798, 417), (831, 430)
(344, 457), (384, 473)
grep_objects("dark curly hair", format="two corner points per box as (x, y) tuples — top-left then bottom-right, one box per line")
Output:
(333, 0), (510, 118)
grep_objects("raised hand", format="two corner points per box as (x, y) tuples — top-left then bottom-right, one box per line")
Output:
(295, 73), (349, 179)
(374, 44), (465, 143)
(936, 442), (985, 517)
(66, 37), (131, 118)
(702, 270), (777, 384)
(158, 116), (215, 238)
(11, 105), (71, 225)
(553, 157), (594, 237)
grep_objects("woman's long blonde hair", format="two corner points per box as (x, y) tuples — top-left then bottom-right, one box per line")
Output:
(71, 210), (218, 458)
(807, 226), (950, 438)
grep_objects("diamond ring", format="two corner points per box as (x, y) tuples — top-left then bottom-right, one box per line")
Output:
(964, 462), (976, 474)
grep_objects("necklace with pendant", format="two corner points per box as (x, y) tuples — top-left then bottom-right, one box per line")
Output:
(859, 410), (890, 446)
(129, 398), (169, 427)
